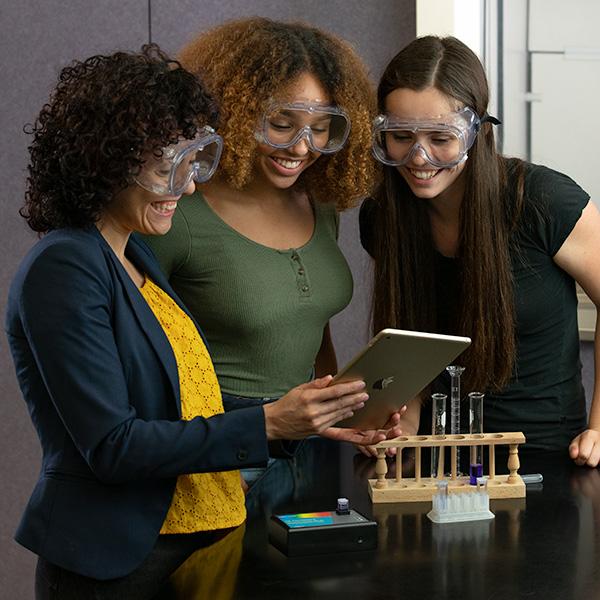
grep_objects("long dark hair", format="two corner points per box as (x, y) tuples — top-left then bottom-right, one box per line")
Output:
(372, 36), (524, 391)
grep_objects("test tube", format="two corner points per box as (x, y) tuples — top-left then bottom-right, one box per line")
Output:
(469, 392), (485, 485)
(476, 477), (488, 511)
(430, 393), (447, 478)
(437, 479), (449, 512)
(446, 365), (465, 473)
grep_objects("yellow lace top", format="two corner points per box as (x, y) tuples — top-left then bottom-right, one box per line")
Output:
(139, 278), (246, 534)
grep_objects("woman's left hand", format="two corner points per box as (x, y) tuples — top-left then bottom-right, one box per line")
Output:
(569, 428), (600, 467)
(321, 408), (405, 457)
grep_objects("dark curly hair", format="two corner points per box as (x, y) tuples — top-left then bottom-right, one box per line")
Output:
(21, 44), (218, 233)
(178, 18), (377, 210)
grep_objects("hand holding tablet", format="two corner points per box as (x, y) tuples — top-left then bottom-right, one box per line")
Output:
(332, 329), (471, 429)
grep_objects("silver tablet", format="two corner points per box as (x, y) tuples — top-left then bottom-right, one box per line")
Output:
(333, 328), (471, 429)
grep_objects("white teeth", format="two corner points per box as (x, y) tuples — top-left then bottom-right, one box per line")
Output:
(152, 201), (177, 213)
(272, 157), (302, 169)
(410, 169), (438, 180)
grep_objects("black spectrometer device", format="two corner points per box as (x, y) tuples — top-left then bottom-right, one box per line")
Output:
(268, 499), (377, 557)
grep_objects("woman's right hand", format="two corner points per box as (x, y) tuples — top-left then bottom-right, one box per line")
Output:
(262, 375), (368, 440)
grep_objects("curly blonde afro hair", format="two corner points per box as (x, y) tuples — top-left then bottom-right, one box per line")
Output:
(178, 17), (377, 210)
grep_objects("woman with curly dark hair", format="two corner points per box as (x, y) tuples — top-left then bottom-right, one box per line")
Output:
(6, 45), (374, 599)
(144, 18), (402, 482)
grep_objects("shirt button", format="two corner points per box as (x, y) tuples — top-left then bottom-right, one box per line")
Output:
(237, 449), (248, 461)
(298, 268), (305, 275)
(301, 285), (309, 292)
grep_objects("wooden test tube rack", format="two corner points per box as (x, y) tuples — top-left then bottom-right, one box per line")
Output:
(369, 432), (526, 503)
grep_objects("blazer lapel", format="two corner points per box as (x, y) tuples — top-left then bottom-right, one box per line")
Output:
(92, 229), (182, 417)
(129, 235), (211, 349)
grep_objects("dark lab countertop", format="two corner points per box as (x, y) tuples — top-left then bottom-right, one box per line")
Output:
(176, 438), (600, 600)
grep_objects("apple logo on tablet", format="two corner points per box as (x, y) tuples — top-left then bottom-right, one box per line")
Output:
(373, 376), (394, 390)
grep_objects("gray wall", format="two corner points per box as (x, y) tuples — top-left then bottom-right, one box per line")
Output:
(0, 2), (415, 597)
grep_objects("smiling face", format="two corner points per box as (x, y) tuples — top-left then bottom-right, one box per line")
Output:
(384, 86), (467, 201)
(103, 168), (196, 240)
(253, 72), (331, 191)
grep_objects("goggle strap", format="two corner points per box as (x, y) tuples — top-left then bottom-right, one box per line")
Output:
(481, 113), (502, 126)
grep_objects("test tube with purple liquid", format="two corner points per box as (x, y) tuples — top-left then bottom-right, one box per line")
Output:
(469, 392), (485, 484)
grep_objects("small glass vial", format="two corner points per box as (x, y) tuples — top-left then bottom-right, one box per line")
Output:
(430, 393), (447, 478)
(469, 392), (485, 485)
(336, 497), (350, 515)
(475, 477), (489, 511)
(436, 479), (449, 512)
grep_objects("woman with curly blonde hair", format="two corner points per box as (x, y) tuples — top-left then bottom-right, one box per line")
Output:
(176, 17), (376, 208)
(143, 18), (400, 486)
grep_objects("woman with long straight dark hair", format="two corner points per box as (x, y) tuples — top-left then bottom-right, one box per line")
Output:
(360, 35), (600, 465)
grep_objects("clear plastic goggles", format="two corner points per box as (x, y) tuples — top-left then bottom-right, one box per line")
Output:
(255, 102), (351, 154)
(372, 106), (482, 168)
(135, 126), (223, 196)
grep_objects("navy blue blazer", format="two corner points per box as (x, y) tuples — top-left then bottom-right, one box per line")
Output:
(4, 227), (269, 580)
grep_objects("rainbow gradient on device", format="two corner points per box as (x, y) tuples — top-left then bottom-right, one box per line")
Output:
(278, 512), (334, 528)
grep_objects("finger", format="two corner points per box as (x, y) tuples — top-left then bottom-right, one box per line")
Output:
(311, 375), (334, 388)
(358, 444), (378, 458)
(350, 434), (380, 456)
(386, 424), (404, 439)
(313, 388), (375, 430)
(316, 402), (366, 431)
(357, 444), (373, 457)
(577, 435), (594, 465)
(381, 412), (401, 430)
(587, 444), (600, 468)
(315, 392), (369, 420)
(298, 375), (333, 390)
(297, 392), (366, 433)
(324, 427), (365, 444)
(569, 440), (580, 460)
(368, 431), (387, 445)
(316, 380), (367, 402)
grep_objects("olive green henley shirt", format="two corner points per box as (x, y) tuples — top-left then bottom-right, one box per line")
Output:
(143, 191), (353, 398)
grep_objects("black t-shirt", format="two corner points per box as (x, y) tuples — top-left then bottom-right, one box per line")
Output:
(359, 162), (590, 450)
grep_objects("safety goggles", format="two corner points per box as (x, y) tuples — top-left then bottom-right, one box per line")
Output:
(372, 107), (496, 169)
(135, 126), (223, 196)
(255, 102), (351, 154)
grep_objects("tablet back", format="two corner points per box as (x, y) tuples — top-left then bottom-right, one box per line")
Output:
(334, 328), (471, 429)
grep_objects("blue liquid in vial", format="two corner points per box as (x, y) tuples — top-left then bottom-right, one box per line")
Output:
(469, 463), (483, 485)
